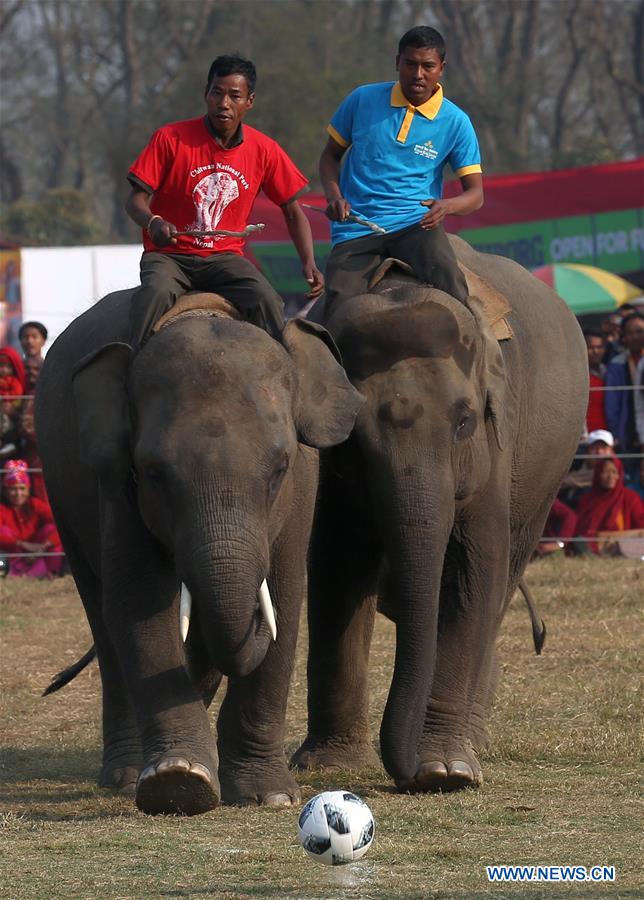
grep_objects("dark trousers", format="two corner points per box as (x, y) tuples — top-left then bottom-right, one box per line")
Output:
(324, 222), (468, 311)
(129, 252), (285, 348)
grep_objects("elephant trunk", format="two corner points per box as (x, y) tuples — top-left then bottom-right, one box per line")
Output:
(375, 477), (454, 785)
(177, 526), (272, 679)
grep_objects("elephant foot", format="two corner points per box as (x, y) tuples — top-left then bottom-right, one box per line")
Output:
(135, 756), (220, 816)
(100, 730), (143, 793)
(468, 707), (492, 754)
(219, 759), (301, 807)
(398, 742), (482, 794)
(290, 737), (380, 772)
(99, 765), (140, 795)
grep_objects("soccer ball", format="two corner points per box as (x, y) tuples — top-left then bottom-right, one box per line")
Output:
(297, 790), (375, 866)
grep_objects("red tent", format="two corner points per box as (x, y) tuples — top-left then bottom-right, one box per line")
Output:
(249, 157), (644, 241)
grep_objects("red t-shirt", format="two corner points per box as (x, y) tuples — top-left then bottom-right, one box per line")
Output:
(129, 117), (308, 257)
(587, 372), (608, 432)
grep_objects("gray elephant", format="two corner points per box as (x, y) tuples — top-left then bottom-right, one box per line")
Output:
(292, 235), (587, 792)
(35, 291), (362, 816)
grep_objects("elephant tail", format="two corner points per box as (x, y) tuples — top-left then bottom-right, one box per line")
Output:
(42, 645), (97, 696)
(518, 578), (546, 654)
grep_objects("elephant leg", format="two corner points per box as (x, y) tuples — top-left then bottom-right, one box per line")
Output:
(57, 526), (142, 793)
(410, 504), (510, 793)
(184, 605), (223, 709)
(467, 499), (553, 758)
(217, 458), (317, 805)
(101, 504), (220, 816)
(467, 646), (501, 756)
(291, 462), (381, 772)
(216, 563), (303, 806)
(217, 460), (318, 806)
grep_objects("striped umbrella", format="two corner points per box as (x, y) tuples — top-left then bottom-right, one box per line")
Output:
(531, 263), (642, 315)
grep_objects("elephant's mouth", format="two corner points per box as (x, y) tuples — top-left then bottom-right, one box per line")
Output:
(180, 580), (277, 677)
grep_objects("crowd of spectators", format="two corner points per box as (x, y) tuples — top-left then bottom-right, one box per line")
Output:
(0, 321), (64, 578)
(540, 306), (644, 558)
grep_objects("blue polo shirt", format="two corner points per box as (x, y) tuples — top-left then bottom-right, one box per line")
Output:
(327, 81), (482, 244)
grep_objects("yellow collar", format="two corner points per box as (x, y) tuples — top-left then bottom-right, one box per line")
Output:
(390, 82), (443, 120)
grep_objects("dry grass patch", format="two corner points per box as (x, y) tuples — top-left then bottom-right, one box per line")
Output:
(0, 558), (642, 898)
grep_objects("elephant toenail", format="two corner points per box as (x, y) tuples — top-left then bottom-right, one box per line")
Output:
(138, 765), (156, 783)
(448, 761), (474, 780)
(189, 763), (211, 783)
(117, 782), (137, 796)
(156, 757), (190, 774)
(111, 767), (139, 790)
(263, 792), (295, 807)
(418, 761), (448, 779)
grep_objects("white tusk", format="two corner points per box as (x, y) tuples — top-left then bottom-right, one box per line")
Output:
(180, 583), (192, 642)
(259, 579), (277, 641)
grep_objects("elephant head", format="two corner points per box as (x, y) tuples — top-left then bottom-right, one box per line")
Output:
(328, 281), (509, 784)
(71, 313), (363, 678)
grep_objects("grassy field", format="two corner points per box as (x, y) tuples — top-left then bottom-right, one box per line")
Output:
(0, 557), (642, 899)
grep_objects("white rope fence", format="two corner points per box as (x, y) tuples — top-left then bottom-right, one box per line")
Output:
(537, 536), (639, 544)
(2, 551), (65, 557)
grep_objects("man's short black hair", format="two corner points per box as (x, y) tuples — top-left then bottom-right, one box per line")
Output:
(398, 26), (446, 62)
(206, 54), (256, 94)
(18, 321), (48, 341)
(620, 310), (644, 334)
(583, 329), (605, 342)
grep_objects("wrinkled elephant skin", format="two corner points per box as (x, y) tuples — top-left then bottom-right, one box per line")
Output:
(292, 235), (588, 792)
(36, 291), (362, 816)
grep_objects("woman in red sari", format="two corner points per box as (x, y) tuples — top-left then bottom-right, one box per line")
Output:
(0, 459), (63, 577)
(0, 347), (26, 463)
(574, 456), (644, 554)
(0, 346), (26, 405)
(16, 356), (48, 501)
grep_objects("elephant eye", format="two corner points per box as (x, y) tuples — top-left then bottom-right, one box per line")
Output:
(142, 461), (166, 483)
(455, 411), (476, 442)
(268, 456), (289, 498)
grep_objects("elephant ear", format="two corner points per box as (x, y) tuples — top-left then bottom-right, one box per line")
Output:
(281, 319), (364, 448)
(72, 342), (133, 500)
(467, 298), (507, 451)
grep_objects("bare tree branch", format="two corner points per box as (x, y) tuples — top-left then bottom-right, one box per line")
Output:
(0, 0), (24, 34)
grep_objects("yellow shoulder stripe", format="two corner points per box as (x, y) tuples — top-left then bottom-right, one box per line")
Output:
(455, 164), (483, 177)
(327, 124), (350, 149)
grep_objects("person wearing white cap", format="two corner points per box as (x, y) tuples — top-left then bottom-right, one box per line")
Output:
(586, 429), (615, 449)
(559, 429), (616, 502)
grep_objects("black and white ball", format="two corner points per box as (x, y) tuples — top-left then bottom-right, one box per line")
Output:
(297, 790), (375, 866)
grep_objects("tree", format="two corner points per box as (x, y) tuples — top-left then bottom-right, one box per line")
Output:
(0, 0), (641, 245)
(2, 188), (100, 245)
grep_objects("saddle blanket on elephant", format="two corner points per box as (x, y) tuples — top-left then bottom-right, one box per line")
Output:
(152, 292), (241, 332)
(151, 269), (514, 344)
(368, 257), (514, 341)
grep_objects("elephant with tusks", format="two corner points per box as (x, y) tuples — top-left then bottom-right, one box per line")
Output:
(36, 291), (362, 816)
